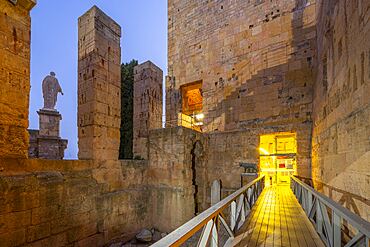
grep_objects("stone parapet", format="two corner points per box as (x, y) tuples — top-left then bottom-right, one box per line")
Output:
(0, 158), (152, 245)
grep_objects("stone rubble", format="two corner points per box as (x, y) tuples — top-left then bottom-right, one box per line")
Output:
(108, 228), (167, 247)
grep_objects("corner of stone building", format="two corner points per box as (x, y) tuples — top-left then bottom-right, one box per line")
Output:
(0, 0), (36, 159)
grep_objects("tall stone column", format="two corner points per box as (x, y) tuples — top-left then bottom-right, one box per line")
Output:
(133, 61), (163, 159)
(78, 6), (121, 160)
(0, 0), (36, 158)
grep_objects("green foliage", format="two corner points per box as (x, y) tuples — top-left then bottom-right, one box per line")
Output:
(119, 59), (138, 159)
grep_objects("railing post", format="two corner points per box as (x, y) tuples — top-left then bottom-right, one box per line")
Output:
(151, 176), (268, 246)
(247, 187), (252, 208)
(302, 188), (306, 212)
(211, 218), (218, 247)
(307, 191), (313, 215)
(316, 199), (323, 236)
(231, 201), (236, 231)
(198, 219), (214, 246)
(333, 212), (341, 247)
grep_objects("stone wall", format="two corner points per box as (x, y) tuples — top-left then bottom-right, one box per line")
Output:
(0, 158), (152, 246)
(166, 0), (317, 178)
(133, 61), (163, 160)
(0, 126), (213, 245)
(167, 0), (316, 132)
(0, 0), (35, 158)
(148, 127), (206, 232)
(312, 0), (370, 221)
(78, 6), (122, 160)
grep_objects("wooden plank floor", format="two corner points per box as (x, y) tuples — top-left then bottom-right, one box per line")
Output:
(230, 185), (324, 247)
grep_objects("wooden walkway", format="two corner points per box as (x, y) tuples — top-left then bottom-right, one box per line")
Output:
(230, 185), (324, 247)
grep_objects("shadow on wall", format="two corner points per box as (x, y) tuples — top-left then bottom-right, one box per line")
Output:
(204, 0), (315, 132)
(311, 0), (370, 220)
(201, 0), (316, 197)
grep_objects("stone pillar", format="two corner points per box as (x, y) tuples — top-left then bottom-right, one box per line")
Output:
(0, 0), (36, 158)
(211, 180), (221, 205)
(78, 6), (121, 160)
(133, 61), (163, 159)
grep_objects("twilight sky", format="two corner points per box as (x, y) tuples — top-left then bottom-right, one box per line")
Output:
(29, 1), (167, 159)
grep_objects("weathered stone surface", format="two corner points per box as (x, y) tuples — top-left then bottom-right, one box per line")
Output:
(0, 0), (35, 158)
(28, 109), (68, 159)
(166, 0), (316, 180)
(78, 6), (121, 160)
(133, 61), (163, 160)
(0, 159), (153, 247)
(167, 0), (316, 131)
(312, 0), (370, 221)
(211, 180), (221, 206)
(148, 127), (207, 232)
(37, 109), (61, 137)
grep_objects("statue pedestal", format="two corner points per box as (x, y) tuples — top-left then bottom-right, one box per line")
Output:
(37, 109), (62, 137)
(28, 109), (68, 160)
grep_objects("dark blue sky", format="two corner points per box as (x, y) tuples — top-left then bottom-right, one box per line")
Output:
(29, 1), (167, 159)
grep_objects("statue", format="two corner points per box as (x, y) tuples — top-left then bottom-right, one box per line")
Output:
(42, 72), (63, 110)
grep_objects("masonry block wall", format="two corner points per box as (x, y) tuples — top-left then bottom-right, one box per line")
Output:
(0, 159), (153, 246)
(167, 0), (317, 178)
(148, 127), (207, 232)
(133, 61), (163, 160)
(0, 0), (36, 158)
(78, 6), (122, 160)
(312, 0), (370, 221)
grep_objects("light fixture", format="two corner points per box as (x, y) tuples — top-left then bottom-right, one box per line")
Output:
(259, 147), (269, 155)
(195, 113), (204, 120)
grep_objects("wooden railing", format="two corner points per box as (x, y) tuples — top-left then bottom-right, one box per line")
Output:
(290, 176), (370, 247)
(151, 176), (265, 247)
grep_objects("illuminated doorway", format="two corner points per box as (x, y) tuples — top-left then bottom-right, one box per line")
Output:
(259, 132), (297, 186)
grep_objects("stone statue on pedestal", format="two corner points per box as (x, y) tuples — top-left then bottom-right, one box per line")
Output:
(42, 72), (63, 110)
(27, 71), (68, 160)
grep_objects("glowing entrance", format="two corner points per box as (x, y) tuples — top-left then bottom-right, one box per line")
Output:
(259, 133), (297, 186)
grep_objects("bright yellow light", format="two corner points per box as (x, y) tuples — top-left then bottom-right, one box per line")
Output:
(259, 147), (269, 155)
(195, 113), (204, 120)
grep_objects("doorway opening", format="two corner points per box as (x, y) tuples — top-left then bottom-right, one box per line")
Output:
(259, 132), (297, 186)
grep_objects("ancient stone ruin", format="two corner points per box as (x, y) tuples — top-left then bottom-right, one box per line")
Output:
(28, 72), (68, 159)
(133, 61), (163, 160)
(0, 0), (369, 246)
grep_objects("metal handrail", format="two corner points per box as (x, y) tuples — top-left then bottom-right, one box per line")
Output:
(151, 175), (265, 247)
(290, 175), (370, 247)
